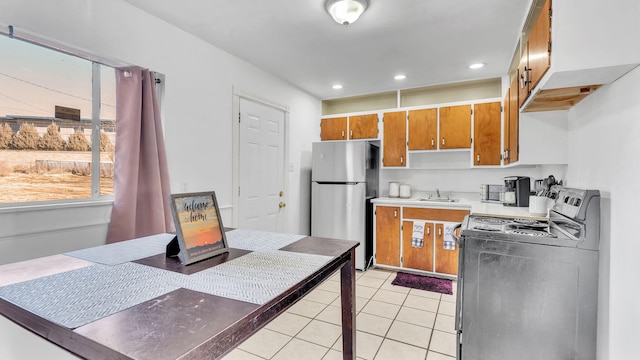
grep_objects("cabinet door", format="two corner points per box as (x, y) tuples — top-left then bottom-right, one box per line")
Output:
(434, 223), (459, 275)
(473, 102), (501, 166)
(518, 43), (530, 108)
(408, 108), (437, 150)
(502, 87), (510, 165)
(382, 111), (407, 167)
(375, 206), (401, 266)
(402, 220), (434, 271)
(528, 0), (551, 90)
(508, 74), (520, 163)
(439, 105), (471, 149)
(349, 114), (378, 139)
(320, 117), (347, 141)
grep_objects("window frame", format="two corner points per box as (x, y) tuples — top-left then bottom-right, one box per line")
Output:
(0, 27), (118, 209)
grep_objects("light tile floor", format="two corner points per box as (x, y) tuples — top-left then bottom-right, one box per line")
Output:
(222, 269), (457, 360)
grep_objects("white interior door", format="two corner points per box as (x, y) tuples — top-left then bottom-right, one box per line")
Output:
(238, 98), (286, 231)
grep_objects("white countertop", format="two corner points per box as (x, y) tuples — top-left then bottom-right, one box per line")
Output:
(371, 195), (548, 221)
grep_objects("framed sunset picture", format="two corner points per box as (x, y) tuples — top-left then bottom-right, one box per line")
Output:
(170, 191), (228, 265)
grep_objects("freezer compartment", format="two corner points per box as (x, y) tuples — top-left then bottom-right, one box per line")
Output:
(311, 182), (370, 270)
(312, 141), (372, 183)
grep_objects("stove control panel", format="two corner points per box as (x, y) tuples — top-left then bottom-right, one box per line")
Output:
(550, 186), (600, 221)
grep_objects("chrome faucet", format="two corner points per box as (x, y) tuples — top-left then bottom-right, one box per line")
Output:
(436, 189), (441, 198)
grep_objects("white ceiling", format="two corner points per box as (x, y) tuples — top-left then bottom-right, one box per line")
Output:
(122, 0), (533, 100)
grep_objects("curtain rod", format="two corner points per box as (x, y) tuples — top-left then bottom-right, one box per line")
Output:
(0, 24), (131, 69)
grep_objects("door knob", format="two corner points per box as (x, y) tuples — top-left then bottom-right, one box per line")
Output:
(279, 202), (287, 208)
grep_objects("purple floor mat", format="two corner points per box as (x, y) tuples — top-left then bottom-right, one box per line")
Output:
(391, 272), (453, 295)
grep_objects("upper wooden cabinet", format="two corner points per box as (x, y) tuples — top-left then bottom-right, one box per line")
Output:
(473, 102), (501, 166)
(505, 74), (520, 164)
(527, 0), (551, 91)
(348, 114), (378, 139)
(383, 111), (407, 167)
(439, 105), (471, 149)
(408, 108), (437, 151)
(320, 117), (347, 141)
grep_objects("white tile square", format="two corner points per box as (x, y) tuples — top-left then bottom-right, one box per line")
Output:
(316, 303), (342, 325)
(437, 301), (456, 317)
(371, 289), (408, 305)
(266, 312), (312, 336)
(296, 319), (343, 348)
(238, 328), (292, 359)
(434, 314), (455, 334)
(374, 339), (427, 360)
(272, 338), (329, 360)
(357, 276), (386, 289)
(426, 351), (456, 360)
(355, 285), (378, 299)
(356, 312), (393, 337)
(386, 320), (432, 349)
(287, 299), (327, 318)
(304, 288), (340, 305)
(403, 294), (440, 312)
(329, 295), (369, 313)
(396, 306), (436, 328)
(220, 348), (264, 360)
(440, 293), (456, 303)
(409, 288), (442, 300)
(317, 279), (341, 293)
(361, 300), (401, 319)
(429, 330), (457, 357)
(379, 281), (412, 294)
(361, 269), (393, 280)
(332, 331), (384, 360)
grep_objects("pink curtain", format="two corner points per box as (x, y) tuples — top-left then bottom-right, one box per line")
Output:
(106, 67), (173, 243)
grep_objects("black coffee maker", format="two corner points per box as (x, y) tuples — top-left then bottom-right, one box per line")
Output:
(503, 176), (530, 207)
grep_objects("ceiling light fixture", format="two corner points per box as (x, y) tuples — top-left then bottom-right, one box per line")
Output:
(325, 0), (369, 26)
(332, 84), (343, 89)
(469, 63), (486, 69)
(394, 74), (406, 80)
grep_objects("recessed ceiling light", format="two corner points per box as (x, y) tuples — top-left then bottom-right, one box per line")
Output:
(469, 63), (486, 69)
(332, 84), (343, 90)
(394, 74), (406, 80)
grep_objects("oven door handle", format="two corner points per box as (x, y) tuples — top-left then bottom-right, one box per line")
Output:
(455, 229), (464, 333)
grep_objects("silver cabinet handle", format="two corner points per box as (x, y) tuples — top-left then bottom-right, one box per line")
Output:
(350, 129), (353, 138)
(394, 210), (397, 218)
(426, 227), (430, 236)
(442, 138), (446, 146)
(400, 156), (404, 164)
(341, 130), (345, 139)
(477, 154), (480, 163)
(431, 138), (435, 147)
(438, 228), (442, 236)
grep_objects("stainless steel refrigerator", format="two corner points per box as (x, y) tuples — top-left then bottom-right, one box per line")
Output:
(311, 140), (379, 270)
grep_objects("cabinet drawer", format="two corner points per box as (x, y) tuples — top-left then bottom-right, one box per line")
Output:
(403, 207), (469, 222)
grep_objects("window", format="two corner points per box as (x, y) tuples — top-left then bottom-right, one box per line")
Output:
(0, 35), (116, 204)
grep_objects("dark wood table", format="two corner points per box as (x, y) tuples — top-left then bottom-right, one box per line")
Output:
(0, 233), (358, 359)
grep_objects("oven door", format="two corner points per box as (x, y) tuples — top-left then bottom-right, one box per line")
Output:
(458, 235), (598, 360)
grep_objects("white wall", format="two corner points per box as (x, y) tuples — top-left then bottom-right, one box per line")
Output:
(0, 0), (321, 264)
(567, 65), (640, 359)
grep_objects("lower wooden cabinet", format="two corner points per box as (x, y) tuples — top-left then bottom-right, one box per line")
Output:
(402, 220), (434, 271)
(374, 205), (469, 277)
(375, 206), (401, 267)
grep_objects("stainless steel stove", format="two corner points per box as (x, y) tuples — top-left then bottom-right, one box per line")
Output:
(455, 186), (600, 360)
